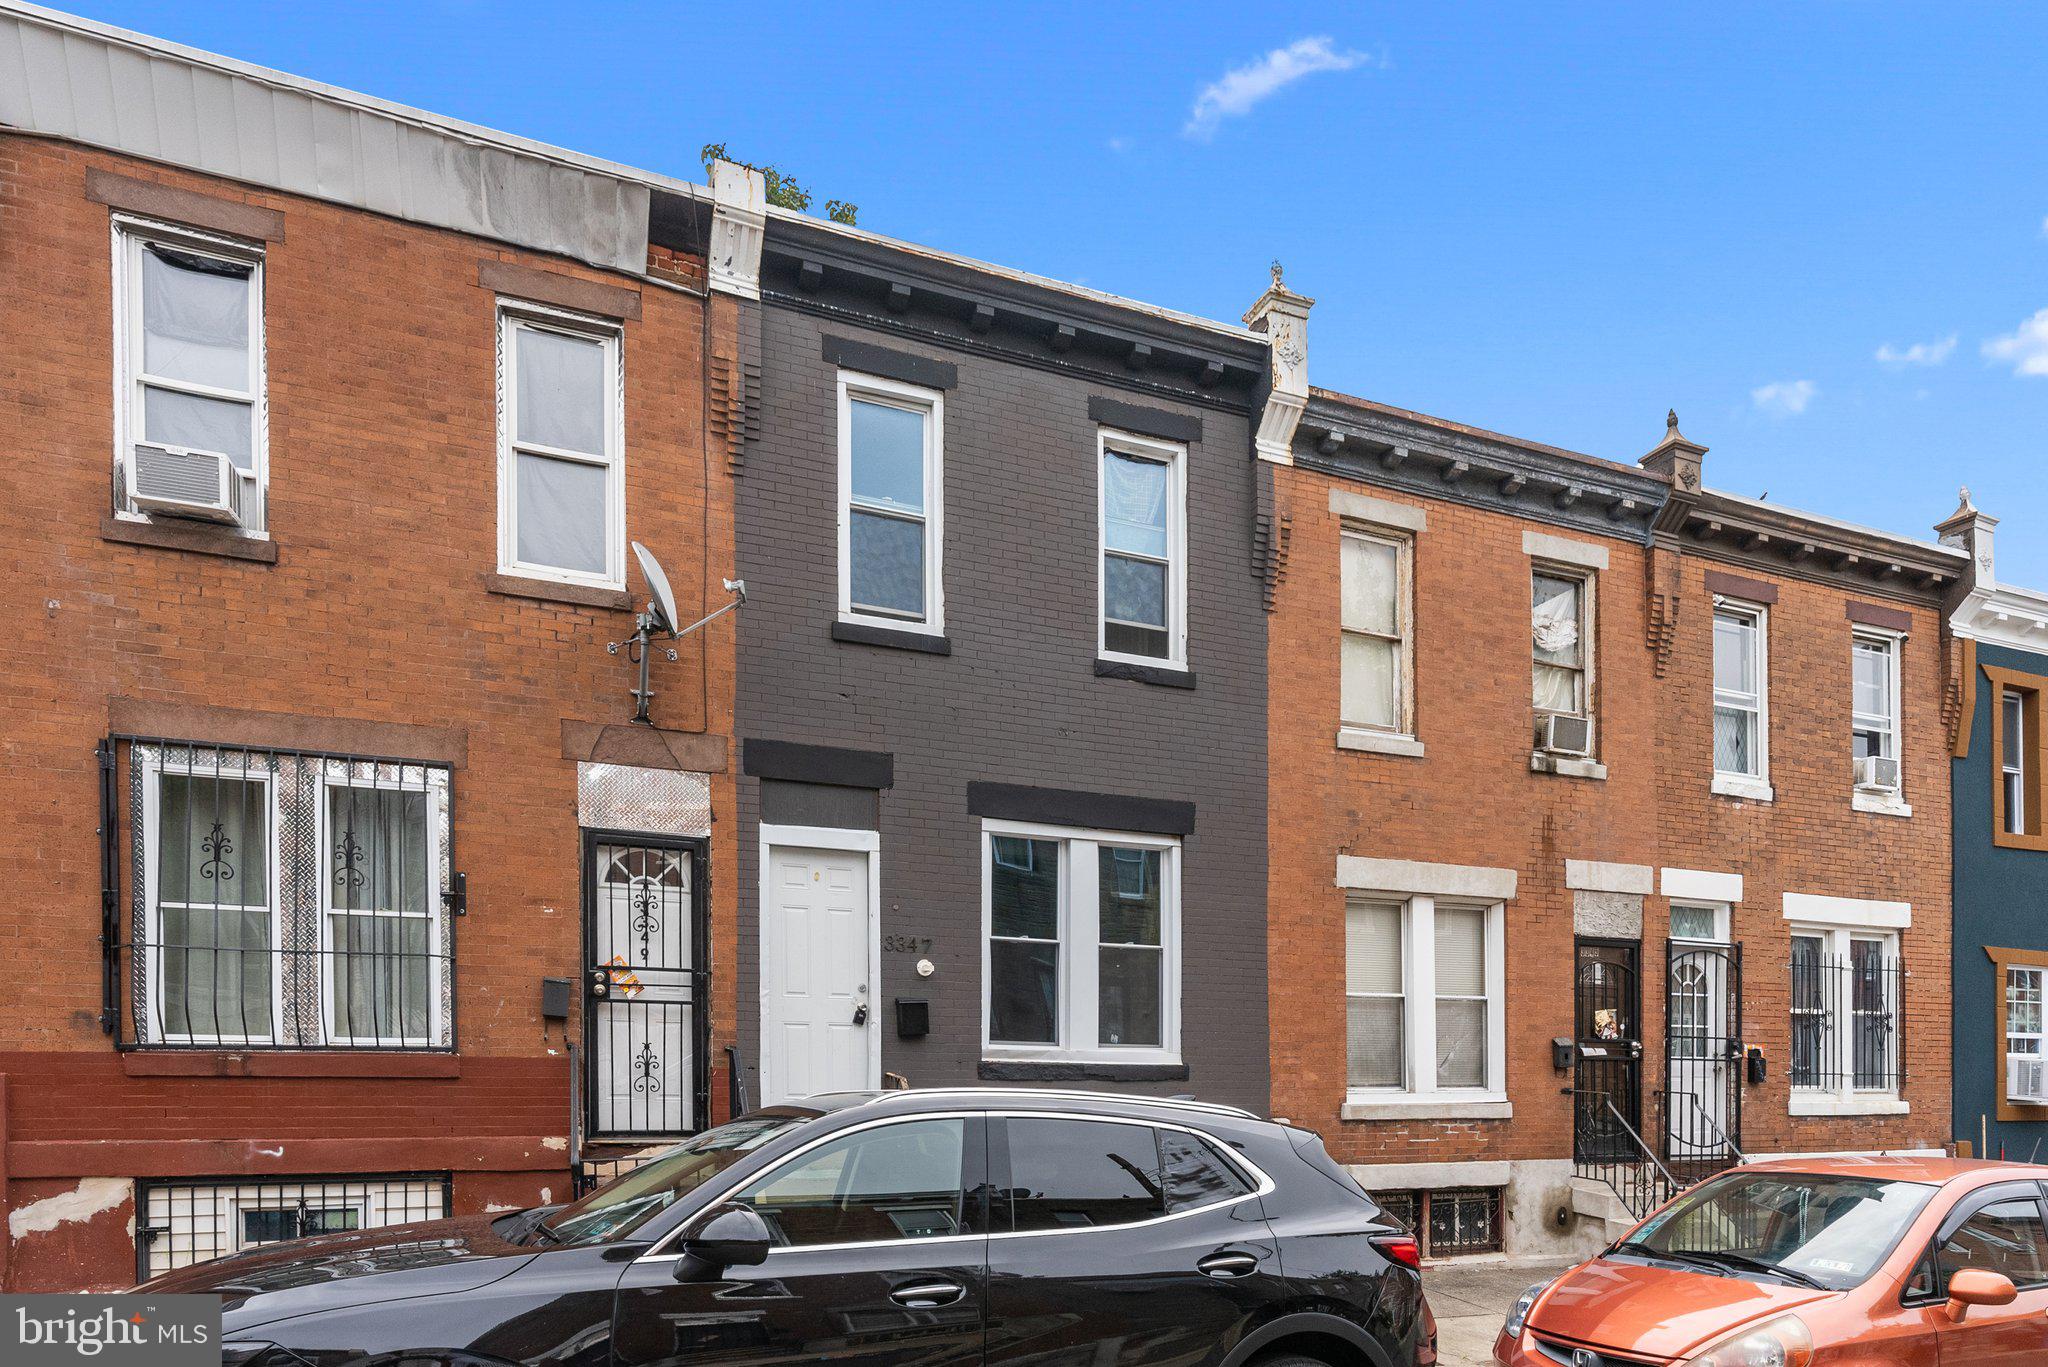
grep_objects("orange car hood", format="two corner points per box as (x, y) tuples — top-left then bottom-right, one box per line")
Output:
(1527, 1256), (1836, 1360)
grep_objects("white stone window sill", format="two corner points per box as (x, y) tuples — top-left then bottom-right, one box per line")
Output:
(1341, 1093), (1513, 1121)
(1530, 752), (1607, 781)
(1789, 1092), (1909, 1117)
(1712, 774), (1776, 802)
(1338, 727), (1425, 758)
(981, 1048), (1184, 1068)
(1852, 790), (1913, 818)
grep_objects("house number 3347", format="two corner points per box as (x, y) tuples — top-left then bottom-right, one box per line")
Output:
(883, 934), (933, 954)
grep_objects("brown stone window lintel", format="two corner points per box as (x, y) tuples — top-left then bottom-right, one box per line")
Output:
(86, 168), (284, 241)
(478, 259), (642, 321)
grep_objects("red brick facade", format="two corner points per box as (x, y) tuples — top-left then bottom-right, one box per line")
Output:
(0, 136), (738, 1289)
(1267, 407), (1952, 1257)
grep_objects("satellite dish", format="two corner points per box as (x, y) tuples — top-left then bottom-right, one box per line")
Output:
(632, 541), (680, 635)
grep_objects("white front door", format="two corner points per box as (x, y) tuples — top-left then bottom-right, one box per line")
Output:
(763, 844), (874, 1105)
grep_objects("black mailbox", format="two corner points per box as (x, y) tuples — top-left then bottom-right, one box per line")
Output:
(896, 998), (930, 1039)
(540, 976), (572, 1020)
(1746, 1047), (1767, 1085)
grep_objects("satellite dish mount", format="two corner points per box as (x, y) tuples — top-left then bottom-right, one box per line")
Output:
(609, 541), (746, 725)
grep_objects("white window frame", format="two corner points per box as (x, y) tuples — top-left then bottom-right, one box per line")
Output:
(1851, 628), (1908, 814)
(316, 773), (445, 1048)
(1712, 600), (1773, 801)
(1097, 428), (1188, 670)
(2004, 689), (2028, 836)
(1343, 894), (1507, 1109)
(1670, 901), (1731, 943)
(1339, 525), (1416, 744)
(1787, 921), (1905, 1113)
(979, 819), (1181, 1067)
(495, 301), (626, 590)
(139, 753), (284, 1048)
(837, 370), (945, 634)
(2008, 966), (2046, 1104)
(111, 214), (269, 532)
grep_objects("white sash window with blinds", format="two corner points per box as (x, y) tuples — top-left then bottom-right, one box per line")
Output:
(1344, 893), (1504, 1099)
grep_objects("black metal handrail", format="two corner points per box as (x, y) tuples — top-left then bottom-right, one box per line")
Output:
(1573, 1088), (1677, 1221)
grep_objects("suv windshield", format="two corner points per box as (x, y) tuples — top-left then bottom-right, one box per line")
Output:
(538, 1112), (812, 1246)
(1617, 1170), (1936, 1290)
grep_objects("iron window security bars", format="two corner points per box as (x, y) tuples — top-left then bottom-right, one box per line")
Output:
(101, 737), (458, 1050)
(137, 1174), (451, 1279)
(1789, 940), (1907, 1094)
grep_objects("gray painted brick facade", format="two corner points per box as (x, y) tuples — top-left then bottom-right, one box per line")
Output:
(734, 299), (1271, 1114)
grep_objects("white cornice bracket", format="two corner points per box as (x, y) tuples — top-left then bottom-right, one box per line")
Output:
(708, 160), (767, 301)
(1243, 269), (1313, 465)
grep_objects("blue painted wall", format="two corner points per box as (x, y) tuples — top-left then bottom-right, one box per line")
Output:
(1954, 639), (2048, 1160)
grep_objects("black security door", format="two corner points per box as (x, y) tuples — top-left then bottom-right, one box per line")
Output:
(583, 831), (708, 1139)
(982, 1115), (1283, 1367)
(1573, 939), (1642, 1163)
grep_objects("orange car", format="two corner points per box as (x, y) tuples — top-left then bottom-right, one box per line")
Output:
(1493, 1155), (2048, 1365)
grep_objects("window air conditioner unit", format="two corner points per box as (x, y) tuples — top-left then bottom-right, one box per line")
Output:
(1537, 713), (1593, 757)
(126, 442), (243, 525)
(2010, 1055), (2048, 1105)
(1854, 755), (1902, 793)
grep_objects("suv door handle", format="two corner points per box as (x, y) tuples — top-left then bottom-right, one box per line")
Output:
(889, 1280), (965, 1308)
(1197, 1250), (1260, 1278)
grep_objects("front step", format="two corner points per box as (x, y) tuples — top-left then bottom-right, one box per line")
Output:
(1570, 1175), (1660, 1241)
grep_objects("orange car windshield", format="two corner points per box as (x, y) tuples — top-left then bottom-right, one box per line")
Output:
(1617, 1171), (1936, 1290)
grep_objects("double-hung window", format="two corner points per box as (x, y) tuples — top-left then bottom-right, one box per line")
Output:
(2010, 967), (2048, 1104)
(497, 304), (624, 588)
(1344, 894), (1505, 1103)
(322, 778), (441, 1046)
(839, 372), (943, 632)
(1851, 632), (1904, 801)
(982, 821), (1179, 1065)
(2007, 691), (2029, 835)
(1099, 430), (1187, 668)
(145, 763), (279, 1045)
(1713, 603), (1770, 797)
(1788, 922), (1903, 1107)
(1991, 676), (2047, 846)
(1341, 528), (1413, 737)
(114, 219), (267, 529)
(1530, 569), (1591, 723)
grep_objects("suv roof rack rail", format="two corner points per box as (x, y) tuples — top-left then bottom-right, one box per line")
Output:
(867, 1087), (1260, 1121)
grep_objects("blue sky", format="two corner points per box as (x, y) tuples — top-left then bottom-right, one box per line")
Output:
(63, 2), (2048, 581)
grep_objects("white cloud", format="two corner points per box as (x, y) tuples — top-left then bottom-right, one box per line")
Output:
(1751, 379), (1816, 416)
(1106, 136), (1133, 154)
(1874, 334), (1956, 367)
(1184, 36), (1378, 139)
(1984, 308), (2048, 376)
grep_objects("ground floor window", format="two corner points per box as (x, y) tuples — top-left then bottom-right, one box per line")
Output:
(1371, 1186), (1504, 1258)
(2010, 965), (2048, 1103)
(1344, 893), (1505, 1100)
(137, 1174), (449, 1278)
(1788, 925), (1903, 1098)
(981, 820), (1180, 1065)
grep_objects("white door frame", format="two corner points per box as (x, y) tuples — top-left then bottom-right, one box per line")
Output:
(757, 823), (883, 1106)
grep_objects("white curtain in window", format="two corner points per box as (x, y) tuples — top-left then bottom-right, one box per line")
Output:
(516, 454), (607, 574)
(1434, 907), (1487, 1089)
(1342, 636), (1399, 729)
(1341, 538), (1398, 634)
(1345, 901), (1403, 1088)
(1103, 452), (1168, 557)
(142, 246), (250, 392)
(516, 327), (606, 455)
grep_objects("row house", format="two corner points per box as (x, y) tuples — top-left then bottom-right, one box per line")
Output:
(720, 183), (1281, 1111)
(1941, 497), (2048, 1162)
(0, 6), (746, 1288)
(1265, 378), (1963, 1259)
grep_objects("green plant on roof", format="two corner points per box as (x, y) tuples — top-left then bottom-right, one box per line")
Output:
(701, 143), (857, 226)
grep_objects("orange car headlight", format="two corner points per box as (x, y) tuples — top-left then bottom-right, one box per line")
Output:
(1677, 1314), (1815, 1367)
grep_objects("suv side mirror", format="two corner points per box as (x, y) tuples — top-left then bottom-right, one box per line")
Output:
(676, 1202), (773, 1275)
(1946, 1267), (2018, 1322)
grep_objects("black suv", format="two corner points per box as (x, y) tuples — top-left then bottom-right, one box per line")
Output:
(147, 1089), (1435, 1367)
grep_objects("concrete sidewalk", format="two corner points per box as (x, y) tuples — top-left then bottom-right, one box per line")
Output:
(1425, 1258), (1574, 1366)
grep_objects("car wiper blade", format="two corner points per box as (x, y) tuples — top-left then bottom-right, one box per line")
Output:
(526, 1218), (564, 1247)
(1681, 1250), (1829, 1289)
(1607, 1242), (1737, 1276)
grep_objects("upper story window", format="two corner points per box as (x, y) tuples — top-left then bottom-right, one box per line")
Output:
(1344, 893), (1504, 1102)
(1098, 430), (1187, 669)
(1851, 631), (1905, 808)
(117, 740), (454, 1052)
(497, 304), (624, 589)
(838, 372), (943, 632)
(1531, 567), (1594, 761)
(1988, 671), (2048, 850)
(1712, 603), (1772, 799)
(1341, 528), (1413, 737)
(982, 821), (1180, 1066)
(2007, 690), (2029, 835)
(114, 219), (267, 531)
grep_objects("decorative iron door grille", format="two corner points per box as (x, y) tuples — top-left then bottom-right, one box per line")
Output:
(1572, 939), (1642, 1164)
(1664, 939), (1743, 1183)
(100, 737), (458, 1051)
(583, 830), (708, 1139)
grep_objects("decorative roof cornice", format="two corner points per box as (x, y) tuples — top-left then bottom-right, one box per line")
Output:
(1951, 580), (2048, 651)
(1662, 487), (1964, 603)
(759, 216), (1265, 410)
(1296, 392), (1666, 541)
